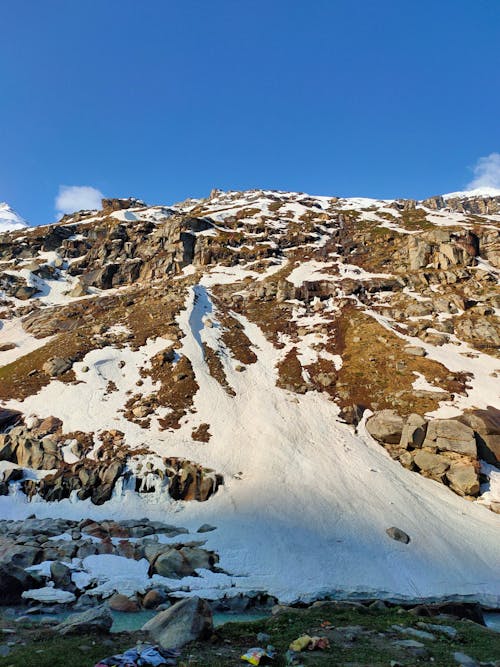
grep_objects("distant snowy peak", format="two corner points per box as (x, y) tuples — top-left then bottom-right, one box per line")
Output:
(442, 187), (500, 200)
(0, 202), (28, 232)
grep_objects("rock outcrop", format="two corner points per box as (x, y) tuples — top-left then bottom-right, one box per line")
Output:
(367, 413), (482, 498)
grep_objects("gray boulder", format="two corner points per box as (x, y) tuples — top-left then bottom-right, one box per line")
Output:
(366, 410), (404, 444)
(413, 450), (450, 478)
(152, 546), (215, 578)
(453, 652), (479, 667)
(446, 463), (480, 497)
(42, 357), (73, 377)
(50, 561), (72, 589)
(0, 562), (38, 604)
(400, 414), (427, 449)
(386, 527), (410, 544)
(459, 407), (500, 465)
(423, 419), (476, 457)
(142, 596), (213, 648)
(55, 605), (113, 635)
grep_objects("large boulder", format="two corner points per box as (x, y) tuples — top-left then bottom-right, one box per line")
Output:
(108, 593), (140, 612)
(423, 419), (477, 457)
(413, 450), (450, 479)
(0, 408), (22, 430)
(459, 407), (500, 466)
(366, 410), (404, 444)
(50, 561), (72, 589)
(55, 605), (113, 635)
(0, 429), (61, 470)
(142, 596), (213, 649)
(399, 414), (427, 449)
(42, 357), (73, 377)
(142, 589), (164, 609)
(151, 546), (217, 578)
(0, 563), (38, 604)
(446, 462), (480, 497)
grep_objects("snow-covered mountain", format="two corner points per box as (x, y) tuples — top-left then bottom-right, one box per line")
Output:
(0, 190), (499, 608)
(0, 202), (28, 233)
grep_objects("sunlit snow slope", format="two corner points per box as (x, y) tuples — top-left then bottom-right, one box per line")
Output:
(0, 189), (499, 605)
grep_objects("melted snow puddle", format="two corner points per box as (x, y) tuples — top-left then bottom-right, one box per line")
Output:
(484, 612), (500, 632)
(19, 608), (269, 632)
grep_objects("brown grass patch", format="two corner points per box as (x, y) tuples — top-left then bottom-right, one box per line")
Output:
(334, 306), (468, 417)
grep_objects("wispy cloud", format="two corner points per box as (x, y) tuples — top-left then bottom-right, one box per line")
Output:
(467, 153), (500, 189)
(55, 185), (103, 216)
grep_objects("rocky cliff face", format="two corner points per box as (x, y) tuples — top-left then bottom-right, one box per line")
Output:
(0, 190), (499, 606)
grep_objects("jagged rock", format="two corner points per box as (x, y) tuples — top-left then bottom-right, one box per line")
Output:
(366, 410), (404, 444)
(70, 280), (87, 297)
(399, 414), (427, 449)
(142, 596), (213, 649)
(386, 527), (410, 544)
(101, 197), (146, 214)
(0, 408), (22, 430)
(166, 458), (223, 502)
(407, 230), (479, 271)
(459, 407), (500, 465)
(0, 428), (61, 470)
(446, 462), (480, 497)
(56, 605), (113, 635)
(423, 419), (477, 457)
(455, 316), (500, 350)
(35, 416), (63, 437)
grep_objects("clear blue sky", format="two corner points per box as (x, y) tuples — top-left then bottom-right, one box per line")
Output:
(1, 0), (499, 225)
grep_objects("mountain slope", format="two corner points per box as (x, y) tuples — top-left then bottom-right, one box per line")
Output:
(0, 189), (499, 605)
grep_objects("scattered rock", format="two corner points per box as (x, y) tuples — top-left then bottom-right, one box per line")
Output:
(404, 345), (427, 357)
(453, 652), (479, 667)
(197, 524), (216, 533)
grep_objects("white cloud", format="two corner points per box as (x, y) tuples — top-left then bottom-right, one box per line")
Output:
(467, 152), (500, 189)
(55, 185), (103, 216)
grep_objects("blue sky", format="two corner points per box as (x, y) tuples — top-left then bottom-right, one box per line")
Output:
(1, 0), (499, 225)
